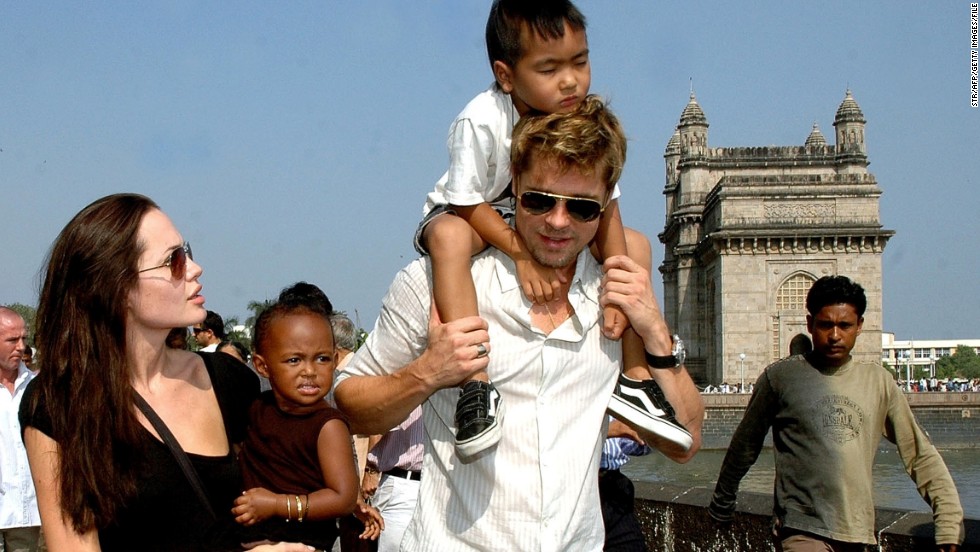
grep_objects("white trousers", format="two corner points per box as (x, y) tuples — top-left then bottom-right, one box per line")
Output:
(371, 474), (420, 552)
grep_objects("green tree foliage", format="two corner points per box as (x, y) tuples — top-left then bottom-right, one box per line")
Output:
(246, 299), (275, 333)
(223, 315), (252, 351)
(355, 327), (369, 351)
(232, 299), (276, 352)
(352, 310), (370, 350)
(935, 345), (980, 380)
(935, 358), (955, 380)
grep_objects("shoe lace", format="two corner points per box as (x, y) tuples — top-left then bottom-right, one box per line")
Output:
(456, 385), (491, 423)
(643, 384), (681, 425)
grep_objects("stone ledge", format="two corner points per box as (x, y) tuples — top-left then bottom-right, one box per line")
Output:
(633, 482), (979, 551)
(905, 392), (980, 406)
(701, 392), (980, 407)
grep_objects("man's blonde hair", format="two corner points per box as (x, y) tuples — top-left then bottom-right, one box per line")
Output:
(510, 95), (626, 192)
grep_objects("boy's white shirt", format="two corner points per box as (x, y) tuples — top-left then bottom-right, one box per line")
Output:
(422, 84), (620, 217)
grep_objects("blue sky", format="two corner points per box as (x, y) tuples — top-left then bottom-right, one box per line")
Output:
(2, 2), (977, 340)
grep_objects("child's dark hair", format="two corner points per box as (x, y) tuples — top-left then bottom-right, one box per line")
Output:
(486, 0), (587, 70)
(805, 275), (867, 318)
(252, 282), (334, 354)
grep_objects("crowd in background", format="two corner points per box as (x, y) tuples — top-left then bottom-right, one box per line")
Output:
(902, 378), (980, 393)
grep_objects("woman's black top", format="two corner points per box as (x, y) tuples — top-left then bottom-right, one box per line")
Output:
(21, 352), (260, 552)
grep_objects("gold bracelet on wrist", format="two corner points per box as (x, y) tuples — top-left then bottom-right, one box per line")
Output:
(299, 494), (308, 522)
(295, 495), (303, 522)
(285, 494), (291, 522)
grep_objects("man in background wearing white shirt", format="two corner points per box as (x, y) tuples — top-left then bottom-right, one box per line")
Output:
(0, 307), (44, 552)
(191, 310), (224, 352)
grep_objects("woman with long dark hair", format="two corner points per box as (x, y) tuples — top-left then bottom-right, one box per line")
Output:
(20, 194), (312, 552)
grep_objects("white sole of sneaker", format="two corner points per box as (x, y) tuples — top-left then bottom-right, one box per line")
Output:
(607, 394), (693, 451)
(455, 401), (506, 459)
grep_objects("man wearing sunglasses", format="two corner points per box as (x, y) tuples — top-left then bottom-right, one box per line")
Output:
(335, 98), (703, 551)
(192, 310), (225, 353)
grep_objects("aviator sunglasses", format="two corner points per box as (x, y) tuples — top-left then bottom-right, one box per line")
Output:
(138, 242), (193, 279)
(519, 191), (605, 222)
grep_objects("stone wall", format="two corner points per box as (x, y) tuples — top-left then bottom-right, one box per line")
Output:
(634, 482), (980, 551)
(702, 392), (980, 450)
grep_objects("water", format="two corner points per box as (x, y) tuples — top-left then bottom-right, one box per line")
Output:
(623, 446), (980, 517)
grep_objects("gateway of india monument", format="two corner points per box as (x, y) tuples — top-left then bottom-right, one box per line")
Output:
(659, 90), (895, 387)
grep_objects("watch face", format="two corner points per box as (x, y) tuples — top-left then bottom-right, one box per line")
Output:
(672, 335), (686, 366)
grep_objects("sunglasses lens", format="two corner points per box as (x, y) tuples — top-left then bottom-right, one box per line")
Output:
(566, 200), (602, 222)
(520, 192), (601, 222)
(168, 243), (192, 279)
(520, 192), (557, 215)
(169, 247), (186, 279)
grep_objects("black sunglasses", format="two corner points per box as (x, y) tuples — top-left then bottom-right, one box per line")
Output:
(138, 242), (193, 280)
(519, 191), (605, 222)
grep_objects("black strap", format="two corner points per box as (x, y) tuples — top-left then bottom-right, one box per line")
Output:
(133, 392), (217, 520)
(383, 467), (422, 481)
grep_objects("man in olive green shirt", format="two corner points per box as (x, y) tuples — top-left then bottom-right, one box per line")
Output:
(709, 276), (963, 551)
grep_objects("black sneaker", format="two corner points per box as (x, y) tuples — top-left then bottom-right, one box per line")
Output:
(454, 380), (504, 457)
(607, 375), (693, 451)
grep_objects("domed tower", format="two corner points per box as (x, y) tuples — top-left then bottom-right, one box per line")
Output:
(660, 93), (713, 380)
(804, 122), (827, 148)
(678, 92), (709, 162)
(672, 92), (712, 204)
(834, 89), (868, 171)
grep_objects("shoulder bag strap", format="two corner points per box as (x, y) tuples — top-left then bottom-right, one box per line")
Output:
(133, 392), (217, 520)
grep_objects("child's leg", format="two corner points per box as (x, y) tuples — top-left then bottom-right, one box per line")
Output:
(590, 264), (630, 341)
(424, 213), (484, 320)
(606, 229), (693, 451)
(620, 227), (655, 381)
(424, 215), (490, 384)
(590, 225), (649, 342)
(423, 212), (504, 457)
(591, 200), (631, 340)
(422, 213), (490, 387)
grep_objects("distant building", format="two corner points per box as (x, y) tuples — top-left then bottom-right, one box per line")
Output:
(659, 90), (894, 386)
(881, 333), (980, 379)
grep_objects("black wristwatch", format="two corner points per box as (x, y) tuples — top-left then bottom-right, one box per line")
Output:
(645, 334), (686, 368)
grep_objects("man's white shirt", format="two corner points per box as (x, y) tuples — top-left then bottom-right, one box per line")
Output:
(0, 363), (41, 528)
(339, 248), (620, 551)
